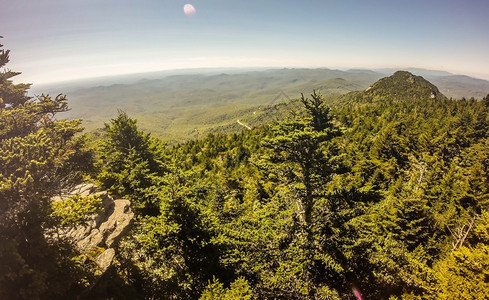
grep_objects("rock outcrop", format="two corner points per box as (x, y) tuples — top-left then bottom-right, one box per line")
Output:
(58, 183), (134, 275)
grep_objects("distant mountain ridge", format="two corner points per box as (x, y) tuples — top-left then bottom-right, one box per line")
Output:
(38, 67), (489, 141)
(36, 67), (489, 100)
(53, 68), (382, 140)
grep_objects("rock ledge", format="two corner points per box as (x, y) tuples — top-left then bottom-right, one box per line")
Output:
(62, 184), (134, 274)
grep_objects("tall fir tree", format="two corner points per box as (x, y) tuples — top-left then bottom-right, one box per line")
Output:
(97, 111), (166, 215)
(0, 39), (94, 299)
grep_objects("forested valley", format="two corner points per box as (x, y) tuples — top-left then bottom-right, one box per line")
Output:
(1, 42), (489, 300)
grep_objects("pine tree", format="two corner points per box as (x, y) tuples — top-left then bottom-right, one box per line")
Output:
(251, 91), (343, 298)
(264, 91), (340, 234)
(0, 39), (94, 299)
(118, 165), (225, 299)
(97, 111), (166, 215)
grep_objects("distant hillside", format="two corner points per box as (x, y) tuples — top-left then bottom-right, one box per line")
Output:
(376, 68), (489, 99)
(339, 71), (447, 104)
(53, 68), (381, 141)
(428, 75), (489, 99)
(366, 71), (446, 101)
(39, 67), (488, 142)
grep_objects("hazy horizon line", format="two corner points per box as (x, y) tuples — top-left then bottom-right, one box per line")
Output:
(29, 65), (489, 89)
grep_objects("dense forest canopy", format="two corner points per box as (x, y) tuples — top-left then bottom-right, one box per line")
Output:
(0, 39), (95, 299)
(1, 42), (489, 299)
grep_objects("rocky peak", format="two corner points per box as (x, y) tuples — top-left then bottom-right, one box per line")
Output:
(364, 70), (447, 101)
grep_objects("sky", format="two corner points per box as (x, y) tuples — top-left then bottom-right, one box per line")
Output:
(1, 0), (489, 85)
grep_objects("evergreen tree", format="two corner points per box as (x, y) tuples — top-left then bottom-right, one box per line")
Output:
(97, 111), (166, 215)
(263, 91), (340, 234)
(242, 91), (344, 298)
(118, 164), (225, 299)
(0, 39), (94, 299)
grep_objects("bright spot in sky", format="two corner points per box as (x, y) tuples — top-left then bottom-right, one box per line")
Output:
(183, 4), (196, 16)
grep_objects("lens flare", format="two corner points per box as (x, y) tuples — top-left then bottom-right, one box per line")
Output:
(352, 287), (362, 300)
(183, 4), (196, 16)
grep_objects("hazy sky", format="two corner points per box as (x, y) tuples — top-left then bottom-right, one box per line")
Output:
(2, 0), (488, 84)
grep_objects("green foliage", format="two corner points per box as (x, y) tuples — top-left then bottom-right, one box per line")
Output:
(0, 40), (95, 299)
(263, 90), (340, 230)
(118, 166), (226, 298)
(202, 91), (347, 299)
(4, 49), (489, 300)
(58, 68), (489, 141)
(363, 71), (447, 102)
(51, 194), (103, 227)
(328, 72), (489, 298)
(97, 111), (166, 215)
(200, 277), (254, 300)
(89, 72), (489, 299)
(428, 244), (489, 299)
(105, 73), (488, 298)
(418, 211), (489, 299)
(57, 68), (380, 141)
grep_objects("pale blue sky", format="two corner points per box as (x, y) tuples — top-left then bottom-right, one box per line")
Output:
(1, 0), (488, 84)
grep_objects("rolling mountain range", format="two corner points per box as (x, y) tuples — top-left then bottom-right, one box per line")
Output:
(6, 63), (489, 299)
(34, 68), (489, 142)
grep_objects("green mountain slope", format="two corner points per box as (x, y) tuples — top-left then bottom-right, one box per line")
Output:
(366, 70), (446, 101)
(6, 51), (489, 298)
(56, 68), (381, 141)
(339, 70), (448, 104)
(48, 68), (487, 142)
(376, 68), (489, 99)
(91, 87), (489, 299)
